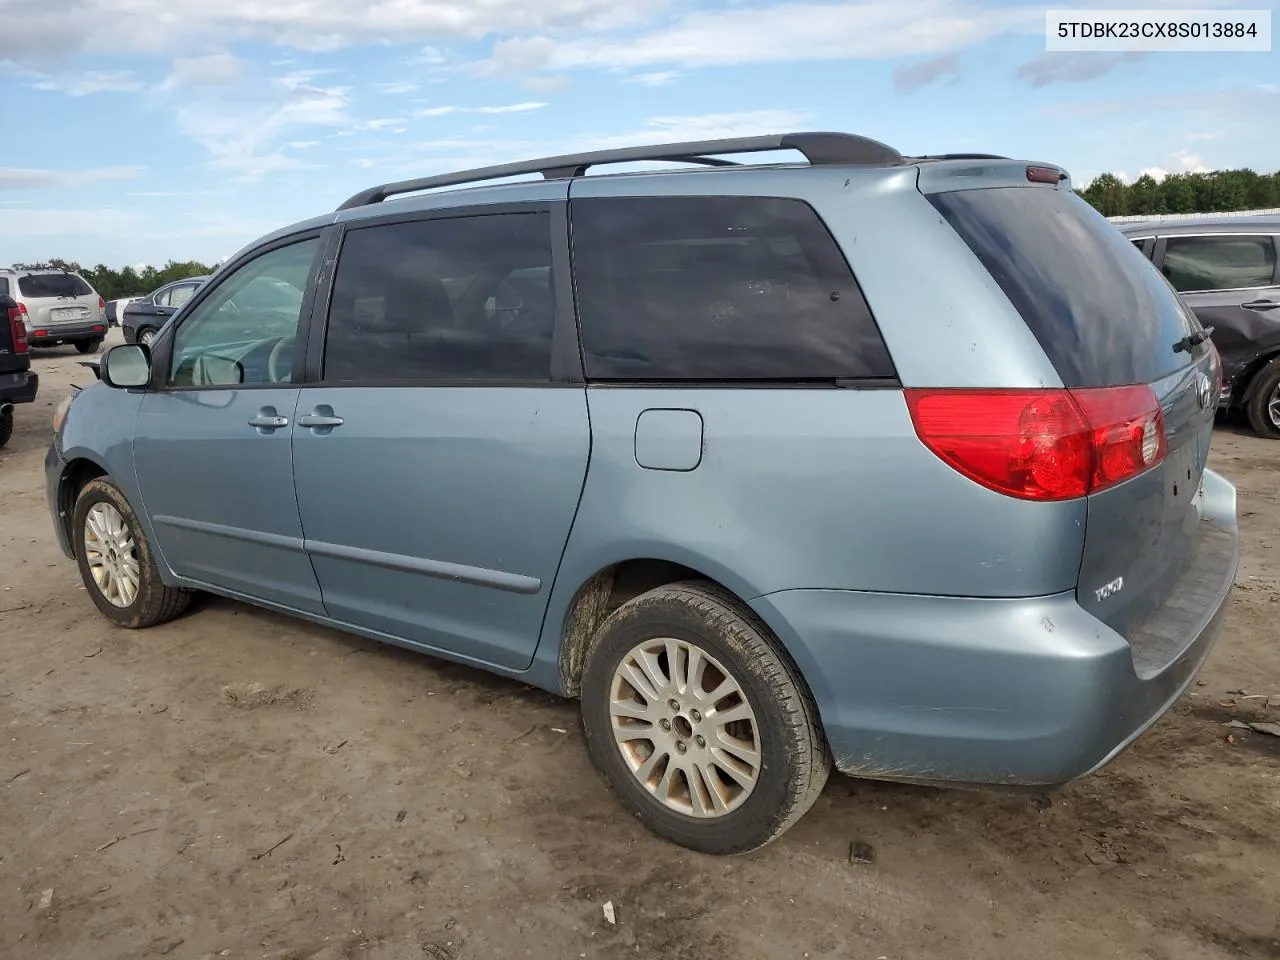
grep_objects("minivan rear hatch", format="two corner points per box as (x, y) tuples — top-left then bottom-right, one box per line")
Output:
(928, 180), (1225, 672)
(18, 272), (99, 327)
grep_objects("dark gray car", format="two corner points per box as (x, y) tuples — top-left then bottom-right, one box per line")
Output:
(1121, 217), (1280, 437)
(121, 276), (210, 346)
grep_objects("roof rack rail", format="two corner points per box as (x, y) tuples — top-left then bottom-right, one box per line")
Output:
(914, 153), (1011, 161)
(337, 131), (904, 211)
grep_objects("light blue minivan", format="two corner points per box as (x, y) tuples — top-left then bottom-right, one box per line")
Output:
(47, 133), (1239, 853)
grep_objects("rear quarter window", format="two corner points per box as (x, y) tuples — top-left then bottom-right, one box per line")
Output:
(570, 196), (896, 382)
(929, 187), (1199, 388)
(18, 273), (94, 299)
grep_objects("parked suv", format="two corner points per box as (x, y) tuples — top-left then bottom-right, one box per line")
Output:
(0, 268), (108, 354)
(0, 294), (39, 448)
(121, 276), (210, 346)
(46, 134), (1238, 854)
(1121, 218), (1280, 438)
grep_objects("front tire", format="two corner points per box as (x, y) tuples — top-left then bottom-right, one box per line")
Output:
(1244, 356), (1280, 439)
(75, 338), (103, 355)
(72, 478), (191, 628)
(581, 580), (830, 855)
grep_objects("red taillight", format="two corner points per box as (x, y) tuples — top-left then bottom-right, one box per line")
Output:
(98, 296), (106, 311)
(905, 386), (1167, 502)
(6, 306), (28, 354)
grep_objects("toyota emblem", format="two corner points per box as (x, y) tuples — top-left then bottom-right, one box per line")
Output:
(1195, 372), (1212, 411)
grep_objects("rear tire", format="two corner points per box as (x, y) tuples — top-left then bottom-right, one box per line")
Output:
(580, 580), (830, 855)
(75, 339), (102, 355)
(72, 478), (192, 628)
(138, 328), (157, 347)
(0, 409), (12, 449)
(1244, 357), (1280, 440)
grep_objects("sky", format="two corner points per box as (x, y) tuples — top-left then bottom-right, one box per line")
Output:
(0, 0), (1276, 268)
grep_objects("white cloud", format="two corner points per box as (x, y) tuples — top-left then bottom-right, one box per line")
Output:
(0, 166), (146, 189)
(377, 81), (420, 94)
(0, 0), (669, 59)
(28, 70), (141, 96)
(288, 140), (321, 150)
(1139, 167), (1169, 182)
(170, 77), (352, 179)
(1187, 131), (1223, 142)
(522, 74), (571, 93)
(158, 53), (244, 91)
(894, 52), (961, 91)
(414, 102), (548, 118)
(474, 0), (1038, 74)
(1171, 149), (1211, 174)
(627, 71), (680, 87)
(475, 101), (547, 114)
(357, 117), (407, 130)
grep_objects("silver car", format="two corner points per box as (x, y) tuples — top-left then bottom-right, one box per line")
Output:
(46, 133), (1239, 854)
(0, 267), (107, 354)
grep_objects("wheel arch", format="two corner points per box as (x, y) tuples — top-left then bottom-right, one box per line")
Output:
(552, 555), (818, 710)
(56, 456), (110, 558)
(1238, 348), (1280, 406)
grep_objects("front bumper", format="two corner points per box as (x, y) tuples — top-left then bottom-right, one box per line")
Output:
(751, 468), (1239, 787)
(29, 321), (107, 346)
(0, 370), (38, 405)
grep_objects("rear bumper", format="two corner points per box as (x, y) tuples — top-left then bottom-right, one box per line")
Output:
(0, 370), (38, 405)
(751, 468), (1238, 787)
(30, 322), (106, 345)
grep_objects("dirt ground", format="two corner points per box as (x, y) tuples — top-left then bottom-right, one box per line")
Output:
(1, 331), (1277, 960)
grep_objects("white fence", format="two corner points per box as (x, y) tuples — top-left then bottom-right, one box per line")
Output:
(1109, 208), (1280, 223)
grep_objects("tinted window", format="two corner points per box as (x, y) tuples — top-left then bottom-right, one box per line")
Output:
(0, 278), (8, 296)
(18, 273), (93, 298)
(571, 197), (895, 381)
(1162, 235), (1277, 292)
(170, 238), (318, 387)
(930, 187), (1199, 388)
(323, 213), (555, 383)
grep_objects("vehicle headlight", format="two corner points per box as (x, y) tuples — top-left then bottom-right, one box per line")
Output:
(52, 393), (74, 435)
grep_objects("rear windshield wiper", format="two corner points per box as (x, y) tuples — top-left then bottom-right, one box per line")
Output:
(1172, 326), (1214, 354)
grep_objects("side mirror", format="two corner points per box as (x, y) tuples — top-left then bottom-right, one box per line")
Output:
(101, 343), (152, 389)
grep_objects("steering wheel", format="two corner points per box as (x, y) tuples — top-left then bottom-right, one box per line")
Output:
(267, 334), (296, 383)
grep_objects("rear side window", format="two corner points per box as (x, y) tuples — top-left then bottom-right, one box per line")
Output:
(323, 213), (556, 383)
(1161, 235), (1277, 292)
(571, 196), (895, 381)
(930, 187), (1199, 388)
(18, 273), (93, 298)
(0, 278), (9, 296)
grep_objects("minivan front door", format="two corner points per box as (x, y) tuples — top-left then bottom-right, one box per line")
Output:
(132, 236), (327, 613)
(290, 208), (590, 670)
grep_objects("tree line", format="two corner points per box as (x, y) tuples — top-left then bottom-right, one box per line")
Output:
(8, 258), (217, 302)
(1078, 167), (1280, 218)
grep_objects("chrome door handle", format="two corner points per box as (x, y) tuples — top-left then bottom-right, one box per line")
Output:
(297, 414), (344, 428)
(248, 414), (289, 429)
